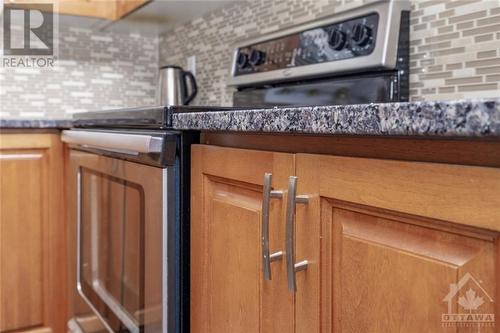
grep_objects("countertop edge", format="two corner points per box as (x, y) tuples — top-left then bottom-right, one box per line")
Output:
(172, 98), (500, 138)
(0, 119), (73, 129)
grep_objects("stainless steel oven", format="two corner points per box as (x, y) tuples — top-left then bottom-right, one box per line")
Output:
(227, 0), (410, 107)
(63, 127), (195, 333)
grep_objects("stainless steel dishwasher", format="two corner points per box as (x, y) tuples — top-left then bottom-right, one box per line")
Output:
(62, 106), (201, 333)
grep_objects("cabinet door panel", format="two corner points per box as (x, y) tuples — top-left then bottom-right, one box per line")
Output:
(0, 134), (66, 333)
(328, 205), (496, 333)
(0, 152), (44, 331)
(296, 153), (500, 333)
(191, 145), (294, 333)
(209, 192), (261, 332)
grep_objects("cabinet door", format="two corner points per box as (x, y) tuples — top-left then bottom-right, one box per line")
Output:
(191, 145), (294, 333)
(295, 154), (500, 333)
(0, 133), (66, 333)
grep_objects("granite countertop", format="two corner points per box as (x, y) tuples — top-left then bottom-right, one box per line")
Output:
(3, 99), (500, 137)
(0, 118), (73, 129)
(172, 98), (500, 137)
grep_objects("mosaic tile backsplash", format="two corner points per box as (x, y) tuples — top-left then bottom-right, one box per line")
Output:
(0, 27), (158, 119)
(1, 0), (500, 119)
(160, 0), (500, 106)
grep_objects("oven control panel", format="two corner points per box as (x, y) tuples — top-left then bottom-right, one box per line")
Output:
(234, 13), (379, 76)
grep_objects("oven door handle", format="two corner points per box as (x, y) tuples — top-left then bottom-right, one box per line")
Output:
(62, 130), (163, 154)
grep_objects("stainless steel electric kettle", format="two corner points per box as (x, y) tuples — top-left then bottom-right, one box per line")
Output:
(156, 65), (198, 105)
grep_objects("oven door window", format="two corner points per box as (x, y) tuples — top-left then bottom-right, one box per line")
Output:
(76, 154), (164, 333)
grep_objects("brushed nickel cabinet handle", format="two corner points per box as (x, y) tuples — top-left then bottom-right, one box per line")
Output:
(262, 173), (284, 281)
(286, 176), (309, 292)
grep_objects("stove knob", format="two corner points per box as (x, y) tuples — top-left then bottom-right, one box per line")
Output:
(249, 49), (266, 66)
(351, 23), (372, 47)
(328, 29), (346, 50)
(236, 52), (249, 69)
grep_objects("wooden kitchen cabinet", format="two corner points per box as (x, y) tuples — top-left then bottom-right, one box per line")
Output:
(191, 144), (500, 333)
(191, 145), (294, 333)
(8, 0), (148, 21)
(294, 154), (500, 333)
(0, 133), (67, 333)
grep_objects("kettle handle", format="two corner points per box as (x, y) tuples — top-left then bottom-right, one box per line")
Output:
(183, 71), (198, 105)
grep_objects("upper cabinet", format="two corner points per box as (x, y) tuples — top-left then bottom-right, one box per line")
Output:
(7, 0), (149, 21)
(114, 0), (148, 19)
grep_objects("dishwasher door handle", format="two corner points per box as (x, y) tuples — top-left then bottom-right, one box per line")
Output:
(61, 130), (163, 154)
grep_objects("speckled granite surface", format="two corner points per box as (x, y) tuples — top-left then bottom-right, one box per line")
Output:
(0, 119), (73, 129)
(172, 99), (500, 137)
(4, 99), (500, 136)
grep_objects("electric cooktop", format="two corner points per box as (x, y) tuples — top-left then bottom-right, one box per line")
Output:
(73, 105), (236, 129)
